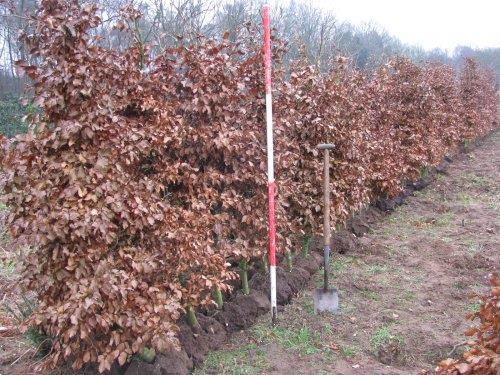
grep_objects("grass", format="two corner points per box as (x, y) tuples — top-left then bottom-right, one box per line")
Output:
(434, 212), (454, 227)
(399, 290), (417, 303)
(301, 295), (315, 315)
(435, 173), (446, 182)
(366, 264), (389, 275)
(467, 242), (484, 254)
(330, 256), (354, 273)
(2, 294), (53, 356)
(194, 343), (268, 375)
(341, 345), (358, 358)
(467, 302), (481, 313)
(252, 325), (322, 356)
(369, 325), (404, 353)
(388, 216), (400, 224)
(0, 258), (16, 276)
(314, 255), (355, 286)
(458, 172), (493, 189)
(360, 289), (380, 301)
(456, 192), (474, 205)
(378, 208), (419, 239)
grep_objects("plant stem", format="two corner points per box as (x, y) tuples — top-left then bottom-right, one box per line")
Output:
(239, 260), (250, 295)
(260, 255), (269, 274)
(285, 249), (293, 271)
(302, 235), (311, 256)
(186, 305), (198, 327)
(139, 347), (156, 363)
(213, 286), (223, 309)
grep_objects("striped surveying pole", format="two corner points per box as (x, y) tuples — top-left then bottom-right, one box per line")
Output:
(262, 4), (277, 324)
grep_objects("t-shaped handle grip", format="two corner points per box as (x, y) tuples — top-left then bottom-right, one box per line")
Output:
(317, 143), (335, 150)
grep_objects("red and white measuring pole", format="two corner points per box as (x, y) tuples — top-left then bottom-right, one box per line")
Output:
(262, 4), (277, 324)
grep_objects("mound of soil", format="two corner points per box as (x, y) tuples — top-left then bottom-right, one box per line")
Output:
(377, 340), (405, 366)
(331, 230), (360, 254)
(124, 349), (193, 375)
(346, 206), (383, 237)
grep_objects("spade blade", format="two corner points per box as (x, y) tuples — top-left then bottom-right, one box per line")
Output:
(313, 288), (340, 314)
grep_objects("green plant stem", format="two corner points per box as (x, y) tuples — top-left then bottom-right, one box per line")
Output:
(260, 255), (269, 274)
(186, 305), (198, 327)
(239, 260), (250, 295)
(139, 347), (156, 363)
(302, 235), (311, 257)
(285, 249), (293, 271)
(213, 286), (223, 309)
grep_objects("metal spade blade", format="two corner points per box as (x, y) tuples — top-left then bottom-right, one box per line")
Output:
(313, 287), (340, 313)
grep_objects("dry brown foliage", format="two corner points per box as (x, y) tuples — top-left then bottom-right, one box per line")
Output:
(0, 0), (497, 372)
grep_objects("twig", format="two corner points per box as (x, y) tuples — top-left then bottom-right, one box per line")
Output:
(0, 14), (30, 21)
(31, 338), (55, 367)
(448, 341), (468, 357)
(9, 346), (34, 366)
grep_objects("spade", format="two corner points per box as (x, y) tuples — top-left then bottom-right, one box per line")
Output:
(313, 143), (340, 314)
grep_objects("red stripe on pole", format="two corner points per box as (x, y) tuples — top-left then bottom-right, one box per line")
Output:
(267, 181), (277, 266)
(263, 5), (272, 94)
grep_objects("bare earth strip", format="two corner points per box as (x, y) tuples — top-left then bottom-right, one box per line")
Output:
(195, 132), (499, 375)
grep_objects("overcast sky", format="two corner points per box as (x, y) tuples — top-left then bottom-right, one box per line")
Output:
(312, 0), (500, 53)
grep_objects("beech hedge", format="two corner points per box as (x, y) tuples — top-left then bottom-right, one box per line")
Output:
(0, 0), (497, 372)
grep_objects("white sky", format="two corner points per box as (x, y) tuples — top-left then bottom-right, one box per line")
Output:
(312, 0), (500, 53)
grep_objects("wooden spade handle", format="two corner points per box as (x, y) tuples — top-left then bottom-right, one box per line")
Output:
(318, 144), (333, 291)
(317, 144), (333, 246)
(323, 149), (330, 247)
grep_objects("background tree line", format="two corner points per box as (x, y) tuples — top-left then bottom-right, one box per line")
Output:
(0, 0), (499, 137)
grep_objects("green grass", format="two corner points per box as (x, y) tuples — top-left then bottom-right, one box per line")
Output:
(435, 174), (446, 182)
(360, 289), (380, 301)
(467, 242), (484, 254)
(388, 216), (400, 224)
(467, 302), (481, 313)
(194, 343), (268, 375)
(369, 325), (404, 353)
(434, 212), (454, 227)
(0, 258), (16, 276)
(458, 172), (493, 189)
(401, 290), (416, 301)
(301, 295), (315, 315)
(330, 256), (354, 273)
(252, 325), (322, 356)
(366, 264), (389, 275)
(314, 256), (355, 286)
(341, 345), (358, 358)
(456, 192), (474, 205)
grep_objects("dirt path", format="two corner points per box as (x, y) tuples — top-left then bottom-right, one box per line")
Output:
(195, 132), (500, 375)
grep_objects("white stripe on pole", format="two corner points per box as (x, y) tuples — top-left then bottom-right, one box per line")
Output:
(270, 264), (277, 315)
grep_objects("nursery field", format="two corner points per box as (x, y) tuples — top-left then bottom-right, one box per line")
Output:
(194, 132), (500, 375)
